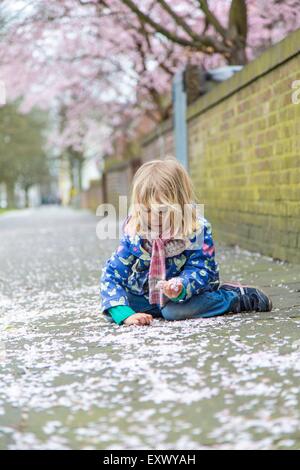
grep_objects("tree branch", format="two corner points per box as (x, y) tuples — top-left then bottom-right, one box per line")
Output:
(228, 0), (248, 43)
(156, 0), (205, 43)
(120, 0), (228, 54)
(198, 0), (227, 38)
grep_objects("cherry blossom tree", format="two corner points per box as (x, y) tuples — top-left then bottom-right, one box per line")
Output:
(0, 0), (299, 160)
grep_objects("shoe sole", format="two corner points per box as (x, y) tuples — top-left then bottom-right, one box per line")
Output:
(220, 281), (273, 312)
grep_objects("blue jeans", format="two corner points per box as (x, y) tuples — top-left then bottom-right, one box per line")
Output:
(124, 287), (239, 321)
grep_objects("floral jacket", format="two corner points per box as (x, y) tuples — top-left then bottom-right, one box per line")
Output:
(99, 215), (220, 315)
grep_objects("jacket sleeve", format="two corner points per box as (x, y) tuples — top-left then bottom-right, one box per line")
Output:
(169, 284), (186, 302)
(100, 234), (136, 314)
(108, 305), (136, 325)
(176, 219), (220, 302)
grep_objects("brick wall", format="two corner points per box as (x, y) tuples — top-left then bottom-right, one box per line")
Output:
(105, 164), (133, 211)
(81, 179), (104, 213)
(142, 121), (174, 163)
(142, 29), (300, 263)
(81, 158), (142, 214)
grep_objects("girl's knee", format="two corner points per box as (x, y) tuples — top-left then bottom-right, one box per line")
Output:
(161, 303), (187, 321)
(161, 289), (233, 321)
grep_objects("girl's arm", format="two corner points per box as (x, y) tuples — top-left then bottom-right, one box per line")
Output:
(100, 234), (137, 317)
(107, 283), (187, 325)
(175, 219), (219, 302)
(170, 284), (186, 301)
(108, 305), (136, 325)
(108, 287), (186, 324)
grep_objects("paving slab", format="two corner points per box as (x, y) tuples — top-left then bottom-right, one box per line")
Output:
(0, 207), (299, 450)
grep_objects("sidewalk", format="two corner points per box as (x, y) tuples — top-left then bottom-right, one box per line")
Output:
(0, 207), (299, 450)
(217, 241), (300, 317)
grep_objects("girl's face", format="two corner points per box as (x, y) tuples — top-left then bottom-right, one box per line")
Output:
(141, 204), (170, 237)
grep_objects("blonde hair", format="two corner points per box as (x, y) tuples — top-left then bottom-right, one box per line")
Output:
(126, 157), (201, 239)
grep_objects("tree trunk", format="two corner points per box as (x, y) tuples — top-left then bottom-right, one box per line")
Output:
(227, 44), (248, 65)
(227, 0), (248, 65)
(67, 154), (75, 206)
(24, 187), (30, 208)
(6, 181), (15, 209)
(77, 158), (83, 193)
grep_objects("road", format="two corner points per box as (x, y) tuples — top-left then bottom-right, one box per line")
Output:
(0, 206), (300, 449)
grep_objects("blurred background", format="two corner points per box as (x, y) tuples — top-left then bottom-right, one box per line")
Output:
(0, 0), (299, 211)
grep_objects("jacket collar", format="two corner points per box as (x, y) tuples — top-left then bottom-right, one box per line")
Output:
(125, 221), (205, 259)
(122, 209), (206, 258)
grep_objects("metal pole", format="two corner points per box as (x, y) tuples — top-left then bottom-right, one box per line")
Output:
(172, 71), (188, 170)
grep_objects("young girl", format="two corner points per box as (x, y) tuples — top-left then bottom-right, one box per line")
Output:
(100, 158), (272, 326)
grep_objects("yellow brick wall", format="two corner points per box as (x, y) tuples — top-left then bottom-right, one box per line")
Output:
(142, 124), (174, 163)
(188, 54), (300, 263)
(142, 30), (300, 263)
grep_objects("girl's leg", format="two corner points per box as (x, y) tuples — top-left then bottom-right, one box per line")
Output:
(126, 291), (162, 318)
(219, 282), (272, 312)
(161, 287), (239, 321)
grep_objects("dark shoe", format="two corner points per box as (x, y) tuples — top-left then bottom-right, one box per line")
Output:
(220, 281), (273, 313)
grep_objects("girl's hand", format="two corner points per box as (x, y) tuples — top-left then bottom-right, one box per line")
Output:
(158, 278), (183, 299)
(123, 313), (153, 326)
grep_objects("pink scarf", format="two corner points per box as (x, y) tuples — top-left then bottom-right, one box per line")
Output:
(143, 235), (188, 308)
(122, 215), (187, 307)
(148, 237), (169, 307)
